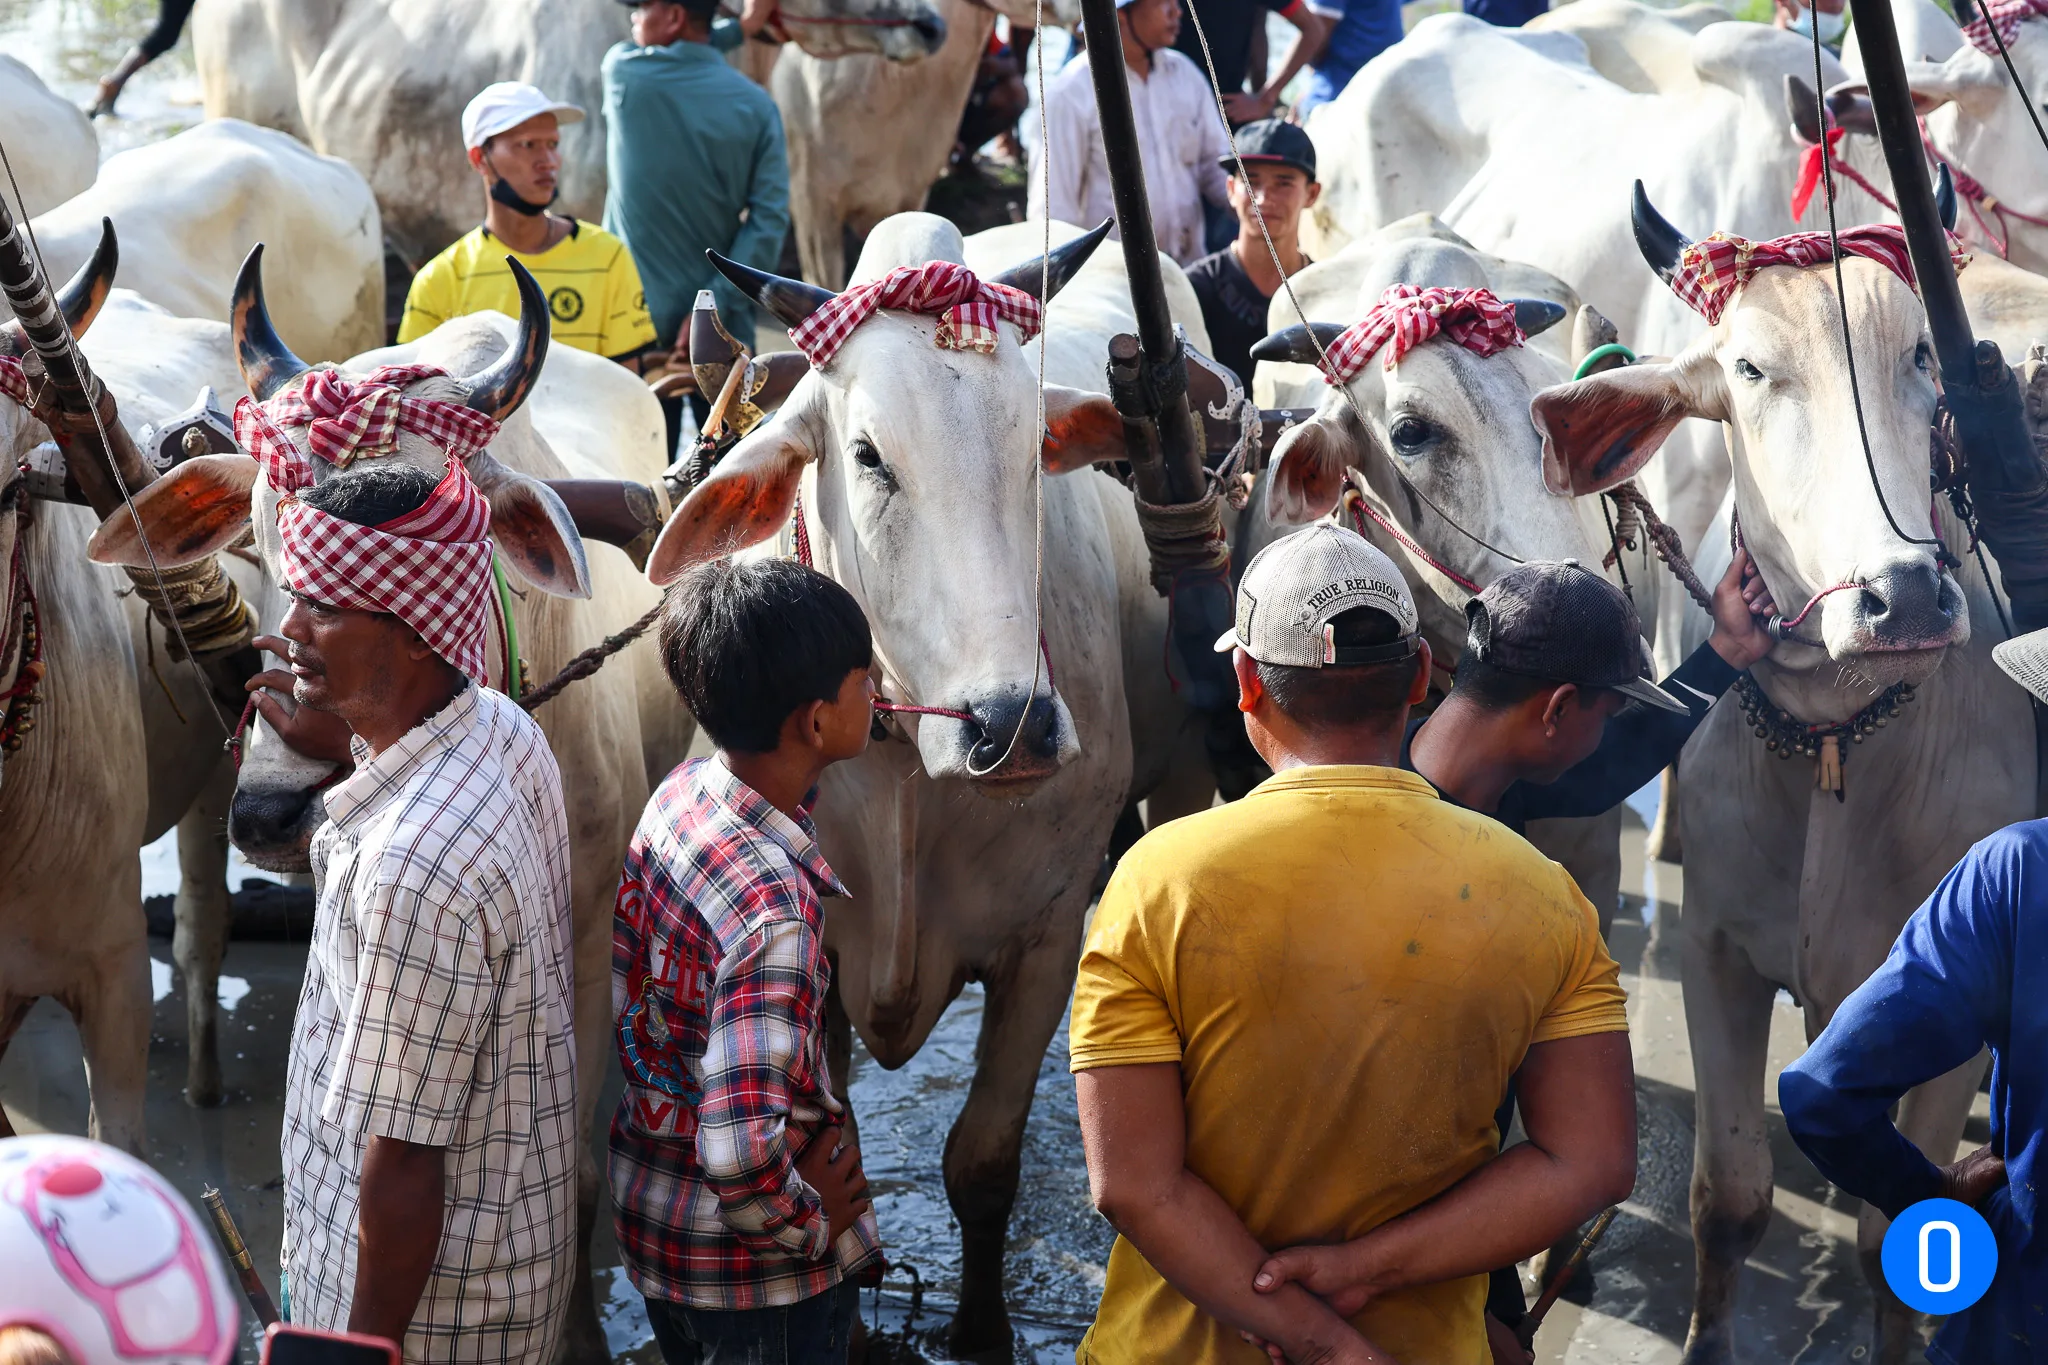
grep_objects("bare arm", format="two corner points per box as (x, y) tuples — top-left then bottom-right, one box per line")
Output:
(1253, 1033), (1636, 1314)
(349, 1135), (446, 1341)
(1256, 2), (1327, 110)
(1077, 1064), (1399, 1364)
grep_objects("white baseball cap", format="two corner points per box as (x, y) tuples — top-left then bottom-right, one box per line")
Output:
(461, 82), (585, 152)
(1216, 523), (1420, 668)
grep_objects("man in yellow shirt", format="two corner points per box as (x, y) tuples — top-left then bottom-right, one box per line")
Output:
(1070, 523), (1637, 1365)
(399, 83), (658, 368)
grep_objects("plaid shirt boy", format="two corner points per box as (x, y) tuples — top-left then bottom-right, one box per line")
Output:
(609, 756), (883, 1310)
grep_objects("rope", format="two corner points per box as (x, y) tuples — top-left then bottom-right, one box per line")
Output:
(517, 600), (663, 713)
(0, 134), (239, 738)
(1133, 487), (1230, 593)
(1605, 482), (1714, 612)
(1343, 478), (1481, 594)
(1179, 0), (1524, 587)
(122, 557), (255, 659)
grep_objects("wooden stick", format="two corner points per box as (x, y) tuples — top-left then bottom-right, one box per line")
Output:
(200, 1185), (281, 1327)
(1517, 1206), (1618, 1350)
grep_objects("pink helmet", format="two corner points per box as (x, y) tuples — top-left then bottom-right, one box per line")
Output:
(0, 1135), (239, 1365)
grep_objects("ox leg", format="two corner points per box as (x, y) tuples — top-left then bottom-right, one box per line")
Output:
(1647, 767), (1683, 865)
(174, 760), (234, 1108)
(1680, 931), (1778, 1365)
(68, 926), (153, 1157)
(1856, 1057), (1985, 1364)
(943, 921), (1083, 1356)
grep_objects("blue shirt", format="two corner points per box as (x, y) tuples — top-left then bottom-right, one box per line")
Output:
(1779, 821), (2048, 1364)
(601, 37), (792, 348)
(1298, 0), (1405, 113)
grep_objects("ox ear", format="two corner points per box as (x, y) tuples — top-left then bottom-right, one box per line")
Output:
(1530, 360), (1717, 496)
(1883, 49), (2006, 118)
(1041, 386), (1125, 474)
(466, 454), (593, 599)
(646, 410), (813, 587)
(86, 455), (258, 568)
(1265, 417), (1350, 525)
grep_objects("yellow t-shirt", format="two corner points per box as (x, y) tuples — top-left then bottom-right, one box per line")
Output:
(398, 222), (657, 360)
(1069, 765), (1630, 1365)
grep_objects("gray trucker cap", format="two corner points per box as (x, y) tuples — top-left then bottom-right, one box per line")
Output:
(1214, 523), (1420, 668)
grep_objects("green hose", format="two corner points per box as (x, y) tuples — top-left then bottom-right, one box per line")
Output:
(1573, 343), (1637, 380)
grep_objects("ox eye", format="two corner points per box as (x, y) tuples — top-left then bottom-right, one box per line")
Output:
(1915, 341), (1933, 373)
(1734, 359), (1765, 383)
(1388, 414), (1433, 452)
(850, 438), (883, 470)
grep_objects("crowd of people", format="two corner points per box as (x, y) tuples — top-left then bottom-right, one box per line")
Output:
(6, 1), (2038, 1365)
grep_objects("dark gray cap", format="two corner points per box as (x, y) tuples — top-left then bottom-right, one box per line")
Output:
(1222, 119), (1317, 180)
(1466, 561), (1687, 713)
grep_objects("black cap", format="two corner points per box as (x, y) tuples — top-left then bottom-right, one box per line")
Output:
(1221, 119), (1317, 180)
(1465, 562), (1688, 713)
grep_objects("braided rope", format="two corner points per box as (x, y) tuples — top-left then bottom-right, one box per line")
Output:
(1605, 481), (1714, 612)
(518, 600), (664, 714)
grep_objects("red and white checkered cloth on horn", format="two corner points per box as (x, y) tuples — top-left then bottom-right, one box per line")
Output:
(1961, 0), (2048, 54)
(239, 365), (501, 681)
(1317, 285), (1526, 385)
(787, 262), (1042, 367)
(233, 364), (501, 490)
(0, 357), (28, 409)
(1664, 226), (1972, 325)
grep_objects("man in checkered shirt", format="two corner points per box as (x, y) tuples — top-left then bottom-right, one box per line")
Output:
(266, 459), (579, 1363)
(611, 557), (882, 1364)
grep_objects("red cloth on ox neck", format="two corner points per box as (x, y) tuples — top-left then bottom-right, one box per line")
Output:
(0, 356), (27, 408)
(1664, 226), (1970, 324)
(787, 261), (1043, 366)
(1962, 0), (2048, 53)
(1316, 285), (1525, 385)
(276, 455), (496, 680)
(243, 365), (501, 681)
(234, 364), (500, 490)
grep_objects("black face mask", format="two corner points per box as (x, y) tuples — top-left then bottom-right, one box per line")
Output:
(483, 151), (556, 216)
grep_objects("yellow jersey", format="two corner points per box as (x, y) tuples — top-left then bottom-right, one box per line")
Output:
(1069, 765), (1631, 1365)
(398, 221), (657, 360)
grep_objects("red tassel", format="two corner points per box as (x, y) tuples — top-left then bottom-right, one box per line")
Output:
(1791, 127), (1845, 222)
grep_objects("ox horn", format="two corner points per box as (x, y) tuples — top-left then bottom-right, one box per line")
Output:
(1250, 322), (1349, 367)
(1936, 162), (1958, 233)
(0, 216), (118, 362)
(232, 243), (311, 401)
(463, 257), (551, 422)
(705, 250), (836, 331)
(1631, 180), (1692, 284)
(989, 219), (1115, 302)
(1506, 298), (1568, 339)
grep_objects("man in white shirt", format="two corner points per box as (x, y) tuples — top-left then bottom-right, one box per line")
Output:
(1028, 0), (1232, 266)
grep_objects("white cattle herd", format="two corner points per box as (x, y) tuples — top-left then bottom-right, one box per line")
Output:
(0, 0), (2044, 1357)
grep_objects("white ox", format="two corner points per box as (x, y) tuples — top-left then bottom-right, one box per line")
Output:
(774, 0), (1079, 287)
(0, 55), (96, 218)
(0, 242), (272, 1153)
(32, 120), (384, 363)
(647, 210), (1194, 1352)
(1241, 215), (1663, 928)
(1531, 190), (2033, 1363)
(1838, 0), (2048, 277)
(88, 266), (685, 1365)
(194, 0), (948, 269)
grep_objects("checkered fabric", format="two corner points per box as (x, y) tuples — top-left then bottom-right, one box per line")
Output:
(1319, 284), (1525, 385)
(0, 356), (27, 408)
(787, 262), (1042, 367)
(276, 455), (496, 680)
(1961, 0), (2048, 53)
(234, 364), (500, 487)
(1664, 226), (1971, 324)
(281, 684), (579, 1365)
(610, 756), (884, 1311)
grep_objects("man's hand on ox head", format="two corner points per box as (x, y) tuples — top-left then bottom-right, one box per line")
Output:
(248, 634), (356, 766)
(1707, 548), (1778, 671)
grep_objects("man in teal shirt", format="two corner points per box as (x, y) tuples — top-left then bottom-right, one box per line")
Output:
(604, 0), (791, 449)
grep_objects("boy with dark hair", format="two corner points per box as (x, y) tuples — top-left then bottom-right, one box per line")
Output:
(610, 557), (883, 1365)
(1070, 523), (1636, 1365)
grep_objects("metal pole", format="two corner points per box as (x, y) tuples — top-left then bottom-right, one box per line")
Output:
(1847, 0), (2041, 499)
(1076, 0), (1207, 505)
